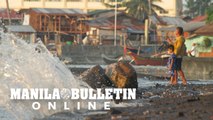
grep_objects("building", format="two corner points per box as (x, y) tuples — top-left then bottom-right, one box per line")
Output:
(0, 0), (108, 13)
(0, 8), (23, 25)
(6, 25), (36, 43)
(185, 23), (213, 57)
(0, 0), (182, 17)
(85, 10), (145, 45)
(153, 0), (183, 17)
(24, 8), (88, 45)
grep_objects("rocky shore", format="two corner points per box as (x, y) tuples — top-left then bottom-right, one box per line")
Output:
(85, 84), (213, 120)
(38, 64), (213, 120)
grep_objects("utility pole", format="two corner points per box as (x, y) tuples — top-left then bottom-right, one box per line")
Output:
(114, 0), (117, 46)
(6, 0), (11, 25)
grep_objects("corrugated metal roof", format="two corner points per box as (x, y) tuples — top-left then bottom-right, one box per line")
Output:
(195, 23), (213, 36)
(159, 22), (205, 32)
(86, 19), (113, 27)
(150, 15), (186, 26)
(127, 27), (144, 34)
(86, 11), (144, 32)
(184, 22), (205, 31)
(160, 16), (186, 26)
(190, 15), (207, 22)
(6, 25), (36, 33)
(31, 8), (86, 15)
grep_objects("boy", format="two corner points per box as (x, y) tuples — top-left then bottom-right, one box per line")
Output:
(167, 27), (187, 85)
(167, 45), (177, 85)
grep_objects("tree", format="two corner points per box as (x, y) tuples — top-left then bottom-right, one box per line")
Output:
(184, 0), (196, 18)
(184, 0), (212, 17)
(196, 0), (212, 16)
(206, 4), (213, 24)
(102, 0), (165, 20)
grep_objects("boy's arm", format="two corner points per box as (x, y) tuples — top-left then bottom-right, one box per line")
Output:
(167, 37), (173, 45)
(169, 58), (174, 70)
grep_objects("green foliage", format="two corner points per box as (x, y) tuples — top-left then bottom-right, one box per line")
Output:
(102, 0), (165, 20)
(206, 5), (213, 24)
(184, 0), (212, 17)
(184, 0), (196, 17)
(203, 37), (212, 47)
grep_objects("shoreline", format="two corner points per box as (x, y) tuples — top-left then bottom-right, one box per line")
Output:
(84, 84), (213, 120)
(40, 84), (213, 120)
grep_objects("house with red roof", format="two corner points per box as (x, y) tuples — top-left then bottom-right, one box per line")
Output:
(0, 8), (23, 25)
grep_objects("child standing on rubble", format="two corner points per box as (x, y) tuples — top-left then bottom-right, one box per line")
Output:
(167, 45), (177, 85)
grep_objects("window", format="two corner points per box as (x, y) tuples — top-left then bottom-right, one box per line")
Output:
(24, 0), (41, 1)
(108, 0), (124, 2)
(88, 0), (102, 2)
(160, 10), (169, 14)
(67, 0), (82, 1)
(46, 0), (61, 1)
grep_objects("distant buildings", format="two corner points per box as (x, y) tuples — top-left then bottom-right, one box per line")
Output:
(0, 0), (182, 17)
(0, 8), (22, 25)
(86, 10), (145, 45)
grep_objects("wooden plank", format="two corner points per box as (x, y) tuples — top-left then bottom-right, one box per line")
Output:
(40, 15), (42, 32)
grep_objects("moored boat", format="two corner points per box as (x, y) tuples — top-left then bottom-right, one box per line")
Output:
(102, 54), (132, 64)
(128, 52), (168, 66)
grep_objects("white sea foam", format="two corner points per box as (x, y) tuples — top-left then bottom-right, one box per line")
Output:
(0, 29), (88, 119)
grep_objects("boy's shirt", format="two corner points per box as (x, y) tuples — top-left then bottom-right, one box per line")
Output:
(167, 53), (176, 76)
(174, 36), (186, 57)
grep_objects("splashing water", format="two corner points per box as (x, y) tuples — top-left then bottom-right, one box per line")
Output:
(0, 29), (85, 119)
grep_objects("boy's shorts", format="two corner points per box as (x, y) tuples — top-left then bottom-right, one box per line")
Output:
(176, 58), (182, 71)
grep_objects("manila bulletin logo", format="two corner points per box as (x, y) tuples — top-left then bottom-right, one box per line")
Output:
(10, 88), (136, 110)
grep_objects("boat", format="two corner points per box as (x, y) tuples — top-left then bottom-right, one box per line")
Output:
(126, 47), (144, 54)
(102, 54), (131, 64)
(102, 54), (118, 64)
(127, 52), (168, 66)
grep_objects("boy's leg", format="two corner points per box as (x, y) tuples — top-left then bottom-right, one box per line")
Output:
(172, 70), (178, 85)
(178, 70), (187, 85)
(170, 76), (174, 84)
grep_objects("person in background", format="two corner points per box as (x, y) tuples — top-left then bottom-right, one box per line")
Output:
(167, 27), (187, 85)
(187, 43), (198, 57)
(167, 45), (177, 85)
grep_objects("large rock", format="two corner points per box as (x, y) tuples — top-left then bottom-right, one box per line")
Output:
(105, 61), (138, 88)
(80, 65), (113, 89)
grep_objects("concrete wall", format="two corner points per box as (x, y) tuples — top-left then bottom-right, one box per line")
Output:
(183, 57), (213, 80)
(61, 45), (159, 64)
(62, 45), (123, 64)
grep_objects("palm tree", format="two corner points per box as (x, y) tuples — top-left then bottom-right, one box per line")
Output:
(123, 0), (165, 20)
(102, 0), (165, 20)
(184, 0), (197, 18)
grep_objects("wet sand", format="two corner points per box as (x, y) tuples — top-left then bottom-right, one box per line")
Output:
(85, 84), (213, 120)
